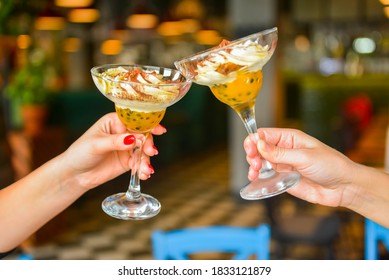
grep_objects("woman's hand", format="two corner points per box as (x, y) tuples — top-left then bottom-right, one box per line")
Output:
(244, 128), (358, 208)
(59, 112), (166, 190)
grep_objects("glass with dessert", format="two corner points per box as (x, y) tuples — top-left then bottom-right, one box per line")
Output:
(175, 27), (300, 200)
(91, 64), (192, 219)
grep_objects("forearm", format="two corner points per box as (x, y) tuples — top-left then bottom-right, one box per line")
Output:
(0, 153), (87, 252)
(344, 163), (389, 228)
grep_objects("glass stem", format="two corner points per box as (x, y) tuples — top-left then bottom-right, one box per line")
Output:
(235, 106), (274, 175)
(126, 133), (148, 201)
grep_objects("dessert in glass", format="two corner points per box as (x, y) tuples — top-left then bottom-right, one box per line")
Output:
(175, 27), (300, 200)
(91, 64), (191, 219)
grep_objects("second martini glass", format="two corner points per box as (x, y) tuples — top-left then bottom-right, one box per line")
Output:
(91, 64), (191, 219)
(175, 27), (300, 200)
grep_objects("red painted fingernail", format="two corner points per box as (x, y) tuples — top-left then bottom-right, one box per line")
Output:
(148, 163), (154, 174)
(153, 145), (159, 155)
(123, 135), (135, 145)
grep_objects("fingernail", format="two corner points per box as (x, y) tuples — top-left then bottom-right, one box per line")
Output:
(160, 124), (167, 133)
(148, 163), (155, 174)
(153, 145), (159, 155)
(257, 138), (266, 151)
(123, 135), (135, 145)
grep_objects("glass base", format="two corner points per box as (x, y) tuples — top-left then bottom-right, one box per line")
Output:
(240, 171), (301, 200)
(102, 192), (161, 220)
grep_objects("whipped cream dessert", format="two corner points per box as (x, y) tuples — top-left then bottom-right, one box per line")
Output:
(194, 40), (271, 86)
(92, 66), (184, 110)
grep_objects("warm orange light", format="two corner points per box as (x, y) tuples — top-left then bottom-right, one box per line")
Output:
(16, 35), (32, 49)
(294, 35), (310, 52)
(384, 6), (389, 18)
(157, 19), (201, 37)
(64, 37), (81, 52)
(173, 0), (205, 19)
(35, 16), (66, 30)
(194, 30), (222, 45)
(68, 8), (100, 23)
(127, 14), (158, 29)
(100, 40), (123, 55)
(157, 21), (184, 37)
(55, 0), (94, 8)
(379, 0), (389, 5)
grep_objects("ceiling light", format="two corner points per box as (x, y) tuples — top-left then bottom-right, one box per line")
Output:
(55, 0), (94, 8)
(127, 14), (158, 29)
(157, 21), (184, 36)
(353, 37), (376, 54)
(173, 0), (205, 19)
(100, 40), (123, 55)
(35, 17), (65, 30)
(68, 8), (100, 23)
(35, 5), (66, 30)
(384, 6), (389, 18)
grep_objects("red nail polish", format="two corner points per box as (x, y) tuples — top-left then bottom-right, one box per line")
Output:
(123, 135), (135, 145)
(153, 145), (159, 155)
(148, 163), (154, 173)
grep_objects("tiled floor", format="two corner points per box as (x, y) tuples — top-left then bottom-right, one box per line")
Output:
(5, 146), (366, 260)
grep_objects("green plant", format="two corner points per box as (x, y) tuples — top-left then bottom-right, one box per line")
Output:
(5, 57), (51, 105)
(0, 0), (15, 35)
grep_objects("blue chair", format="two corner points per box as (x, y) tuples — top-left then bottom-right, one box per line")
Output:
(365, 219), (389, 260)
(151, 224), (271, 260)
(18, 252), (34, 260)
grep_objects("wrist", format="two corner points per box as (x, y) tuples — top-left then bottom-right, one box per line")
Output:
(52, 153), (89, 197)
(342, 163), (389, 225)
(340, 162), (370, 210)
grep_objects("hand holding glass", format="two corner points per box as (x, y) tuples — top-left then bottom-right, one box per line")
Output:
(91, 64), (191, 219)
(175, 27), (300, 199)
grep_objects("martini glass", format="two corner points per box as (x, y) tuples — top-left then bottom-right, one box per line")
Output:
(91, 64), (191, 219)
(175, 27), (300, 200)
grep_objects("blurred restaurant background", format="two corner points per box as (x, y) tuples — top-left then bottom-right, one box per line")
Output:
(1, 0), (389, 260)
